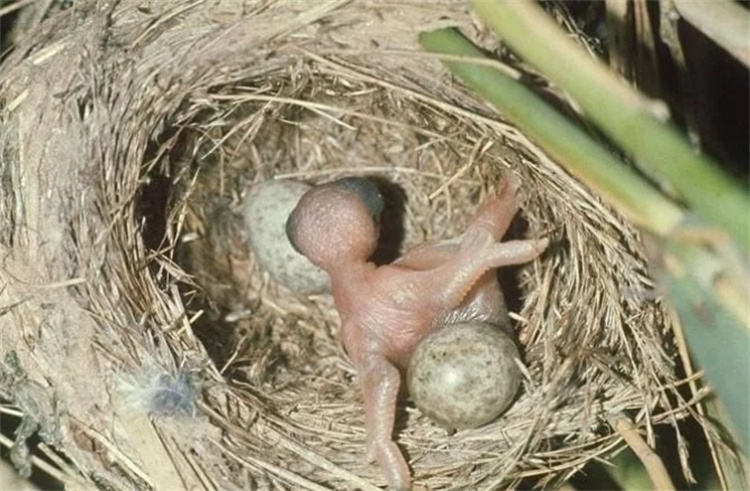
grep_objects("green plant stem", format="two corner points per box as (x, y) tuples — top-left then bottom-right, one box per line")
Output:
(418, 28), (684, 236)
(471, 0), (749, 250)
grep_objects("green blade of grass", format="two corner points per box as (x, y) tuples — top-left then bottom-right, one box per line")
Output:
(418, 27), (684, 236)
(471, 0), (750, 250)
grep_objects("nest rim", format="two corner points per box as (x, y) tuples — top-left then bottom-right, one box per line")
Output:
(0, 1), (708, 490)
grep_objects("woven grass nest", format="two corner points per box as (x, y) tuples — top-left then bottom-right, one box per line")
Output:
(0, 1), (701, 490)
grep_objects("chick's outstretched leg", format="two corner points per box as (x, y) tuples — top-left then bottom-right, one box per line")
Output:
(431, 229), (548, 310)
(361, 357), (411, 491)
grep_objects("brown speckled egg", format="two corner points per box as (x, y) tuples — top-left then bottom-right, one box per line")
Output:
(242, 179), (331, 294)
(407, 321), (521, 430)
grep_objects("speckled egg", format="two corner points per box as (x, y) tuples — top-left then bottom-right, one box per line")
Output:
(407, 321), (521, 430)
(242, 179), (331, 295)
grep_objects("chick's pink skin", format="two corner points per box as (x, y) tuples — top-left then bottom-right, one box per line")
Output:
(287, 178), (547, 491)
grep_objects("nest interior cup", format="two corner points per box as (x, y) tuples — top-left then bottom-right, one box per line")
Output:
(0, 1), (698, 490)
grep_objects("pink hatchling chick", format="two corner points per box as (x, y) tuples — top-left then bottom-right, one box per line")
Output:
(286, 177), (548, 490)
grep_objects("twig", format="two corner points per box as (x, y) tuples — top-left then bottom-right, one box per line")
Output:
(68, 418), (154, 488)
(0, 432), (95, 490)
(610, 414), (676, 491)
(0, 0), (35, 18)
(667, 304), (728, 490)
(428, 138), (489, 200)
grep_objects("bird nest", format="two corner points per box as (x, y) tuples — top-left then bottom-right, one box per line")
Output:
(0, 1), (700, 490)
